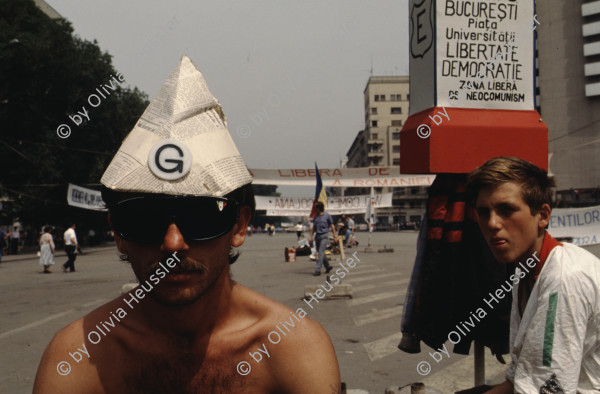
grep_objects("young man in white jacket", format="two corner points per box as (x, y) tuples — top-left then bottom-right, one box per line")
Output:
(467, 156), (600, 394)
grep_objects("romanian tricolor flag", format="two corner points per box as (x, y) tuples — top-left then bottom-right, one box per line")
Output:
(310, 162), (327, 218)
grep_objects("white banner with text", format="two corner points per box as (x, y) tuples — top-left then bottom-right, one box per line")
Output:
(548, 206), (600, 246)
(67, 184), (106, 211)
(249, 167), (435, 187)
(256, 193), (393, 216)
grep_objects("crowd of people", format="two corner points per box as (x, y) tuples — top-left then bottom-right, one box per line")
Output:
(0, 225), (27, 257)
(0, 223), (116, 274)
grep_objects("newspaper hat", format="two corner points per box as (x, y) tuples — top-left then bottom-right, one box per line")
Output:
(101, 55), (252, 196)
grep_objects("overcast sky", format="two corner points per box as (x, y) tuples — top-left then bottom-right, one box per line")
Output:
(46, 0), (410, 195)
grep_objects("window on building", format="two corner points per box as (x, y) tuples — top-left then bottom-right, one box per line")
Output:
(391, 107), (402, 114)
(371, 121), (378, 127)
(396, 94), (402, 101)
(392, 132), (400, 140)
(371, 133), (378, 139)
(393, 146), (400, 153)
(391, 120), (403, 126)
(407, 94), (410, 100)
(393, 158), (400, 165)
(390, 94), (396, 101)
(371, 107), (377, 115)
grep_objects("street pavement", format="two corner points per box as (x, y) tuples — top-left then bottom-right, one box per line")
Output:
(4, 232), (596, 393)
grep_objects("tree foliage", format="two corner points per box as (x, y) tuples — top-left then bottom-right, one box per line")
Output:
(0, 0), (148, 229)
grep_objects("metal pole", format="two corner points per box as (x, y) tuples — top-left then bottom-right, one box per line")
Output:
(364, 187), (375, 252)
(368, 186), (374, 247)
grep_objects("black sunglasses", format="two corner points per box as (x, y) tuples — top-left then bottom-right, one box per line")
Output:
(108, 196), (240, 244)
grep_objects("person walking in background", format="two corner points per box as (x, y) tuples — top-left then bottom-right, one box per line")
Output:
(345, 215), (355, 246)
(308, 201), (336, 276)
(0, 227), (6, 263)
(39, 226), (55, 273)
(295, 221), (304, 240)
(336, 214), (348, 250)
(9, 226), (19, 254)
(87, 228), (96, 246)
(62, 224), (78, 272)
(338, 214), (348, 231)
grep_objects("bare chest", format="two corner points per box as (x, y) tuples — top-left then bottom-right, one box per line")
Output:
(123, 355), (250, 394)
(94, 338), (271, 394)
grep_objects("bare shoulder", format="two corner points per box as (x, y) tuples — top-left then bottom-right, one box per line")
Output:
(232, 282), (340, 393)
(33, 297), (123, 394)
(33, 317), (86, 393)
(231, 281), (333, 343)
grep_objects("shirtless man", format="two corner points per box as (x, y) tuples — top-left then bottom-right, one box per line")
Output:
(467, 157), (600, 393)
(33, 55), (340, 393)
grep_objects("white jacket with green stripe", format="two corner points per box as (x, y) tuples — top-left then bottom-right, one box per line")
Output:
(506, 243), (600, 393)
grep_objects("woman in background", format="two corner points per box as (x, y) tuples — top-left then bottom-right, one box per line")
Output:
(39, 226), (55, 273)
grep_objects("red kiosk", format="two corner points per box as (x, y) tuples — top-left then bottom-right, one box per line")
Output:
(402, 0), (546, 173)
(400, 0), (546, 386)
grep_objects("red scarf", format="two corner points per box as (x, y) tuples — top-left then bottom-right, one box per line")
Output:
(518, 232), (562, 317)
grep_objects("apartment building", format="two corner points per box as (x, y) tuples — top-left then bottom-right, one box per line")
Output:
(346, 76), (427, 225)
(536, 1), (600, 206)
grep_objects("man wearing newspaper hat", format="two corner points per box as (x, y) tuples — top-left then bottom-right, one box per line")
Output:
(34, 56), (340, 393)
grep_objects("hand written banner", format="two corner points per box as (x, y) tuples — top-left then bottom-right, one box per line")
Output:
(256, 193), (393, 216)
(437, 0), (535, 110)
(67, 184), (106, 211)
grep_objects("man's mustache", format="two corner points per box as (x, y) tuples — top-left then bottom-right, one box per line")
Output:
(144, 254), (207, 277)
